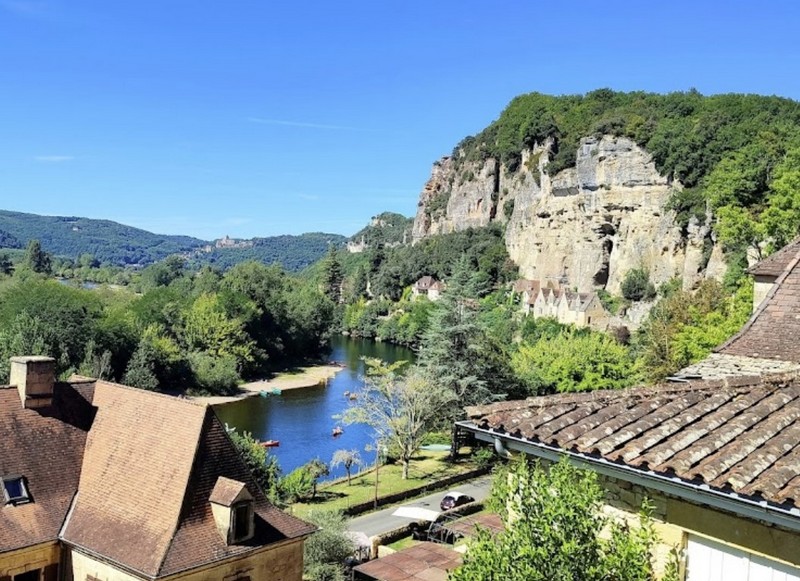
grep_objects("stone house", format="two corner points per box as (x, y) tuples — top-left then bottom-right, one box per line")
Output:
(747, 237), (800, 314)
(516, 278), (609, 329)
(412, 276), (443, 301)
(0, 357), (314, 581)
(457, 245), (800, 580)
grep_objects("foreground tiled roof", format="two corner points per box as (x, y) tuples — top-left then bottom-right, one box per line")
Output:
(719, 246), (800, 363)
(0, 381), (95, 554)
(464, 372), (800, 509)
(748, 238), (800, 277)
(60, 380), (314, 578)
(354, 541), (463, 581)
(676, 353), (800, 380)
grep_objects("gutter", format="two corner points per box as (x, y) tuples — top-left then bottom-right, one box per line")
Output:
(456, 420), (800, 534)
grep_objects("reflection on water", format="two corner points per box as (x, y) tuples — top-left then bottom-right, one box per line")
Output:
(214, 336), (415, 480)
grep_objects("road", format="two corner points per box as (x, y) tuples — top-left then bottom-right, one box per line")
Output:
(347, 475), (493, 537)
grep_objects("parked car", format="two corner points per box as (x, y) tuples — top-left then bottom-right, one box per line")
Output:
(439, 491), (474, 511)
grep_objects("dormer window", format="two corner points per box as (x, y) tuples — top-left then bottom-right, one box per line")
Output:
(232, 501), (254, 543)
(209, 476), (255, 545)
(2, 475), (31, 506)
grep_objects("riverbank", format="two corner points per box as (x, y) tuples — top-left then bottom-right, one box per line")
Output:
(191, 364), (345, 406)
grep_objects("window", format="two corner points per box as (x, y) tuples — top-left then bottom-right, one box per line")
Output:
(231, 501), (253, 543)
(13, 570), (40, 581)
(2, 476), (31, 506)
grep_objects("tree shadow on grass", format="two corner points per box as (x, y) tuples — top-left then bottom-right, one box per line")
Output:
(304, 491), (347, 504)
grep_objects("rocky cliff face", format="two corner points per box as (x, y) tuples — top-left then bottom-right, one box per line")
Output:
(412, 135), (724, 294)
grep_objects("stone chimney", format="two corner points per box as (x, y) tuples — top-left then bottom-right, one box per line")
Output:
(10, 356), (56, 409)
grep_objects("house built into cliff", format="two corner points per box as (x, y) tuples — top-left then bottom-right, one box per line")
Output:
(460, 257), (800, 579)
(516, 279), (610, 329)
(0, 357), (314, 581)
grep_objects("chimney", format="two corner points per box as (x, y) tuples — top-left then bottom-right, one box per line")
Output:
(10, 356), (56, 409)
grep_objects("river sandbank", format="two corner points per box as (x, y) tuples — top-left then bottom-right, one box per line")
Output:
(191, 364), (345, 406)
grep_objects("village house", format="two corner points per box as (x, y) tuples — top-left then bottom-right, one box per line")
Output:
(411, 276), (444, 301)
(458, 247), (800, 580)
(0, 357), (314, 581)
(515, 279), (609, 329)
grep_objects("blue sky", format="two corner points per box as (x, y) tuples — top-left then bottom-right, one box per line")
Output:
(1, 1), (799, 240)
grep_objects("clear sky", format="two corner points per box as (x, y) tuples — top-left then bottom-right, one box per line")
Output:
(1, 1), (799, 241)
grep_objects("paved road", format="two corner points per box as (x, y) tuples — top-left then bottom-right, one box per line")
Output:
(347, 475), (493, 537)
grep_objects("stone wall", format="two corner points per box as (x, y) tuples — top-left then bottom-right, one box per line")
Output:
(0, 541), (59, 580)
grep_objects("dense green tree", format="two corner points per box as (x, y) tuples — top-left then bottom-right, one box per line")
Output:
(417, 259), (496, 406)
(512, 330), (639, 394)
(320, 246), (344, 304)
(121, 339), (159, 390)
(451, 458), (663, 581)
(303, 511), (355, 581)
(621, 268), (656, 302)
(22, 239), (52, 274)
(305, 458), (331, 499)
(228, 428), (281, 502)
(0, 253), (12, 276)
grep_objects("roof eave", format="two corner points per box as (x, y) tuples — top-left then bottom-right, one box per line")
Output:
(456, 421), (800, 533)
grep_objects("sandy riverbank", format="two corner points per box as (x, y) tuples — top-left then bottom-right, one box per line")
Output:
(190, 364), (345, 406)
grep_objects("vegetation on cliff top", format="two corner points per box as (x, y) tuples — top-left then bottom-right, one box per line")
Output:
(454, 89), (800, 263)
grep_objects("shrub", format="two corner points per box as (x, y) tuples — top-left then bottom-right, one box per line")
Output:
(621, 268), (656, 301)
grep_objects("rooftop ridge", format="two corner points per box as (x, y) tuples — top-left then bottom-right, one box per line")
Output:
(717, 245), (800, 358)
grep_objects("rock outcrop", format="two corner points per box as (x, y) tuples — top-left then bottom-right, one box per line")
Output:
(412, 135), (724, 294)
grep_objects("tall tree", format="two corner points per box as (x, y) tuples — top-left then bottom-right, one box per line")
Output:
(343, 359), (455, 479)
(320, 245), (344, 304)
(23, 239), (52, 274)
(0, 253), (12, 276)
(416, 258), (494, 407)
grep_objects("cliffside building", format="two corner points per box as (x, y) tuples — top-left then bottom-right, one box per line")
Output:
(0, 357), (314, 581)
(516, 279), (609, 329)
(412, 276), (443, 301)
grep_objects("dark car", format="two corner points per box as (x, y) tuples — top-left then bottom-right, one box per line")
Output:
(440, 491), (474, 511)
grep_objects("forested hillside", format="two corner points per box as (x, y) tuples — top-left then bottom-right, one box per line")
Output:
(193, 233), (346, 271)
(0, 210), (205, 265)
(0, 210), (345, 271)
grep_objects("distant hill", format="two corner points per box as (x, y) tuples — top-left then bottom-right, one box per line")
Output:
(348, 212), (413, 251)
(0, 210), (346, 271)
(192, 233), (347, 272)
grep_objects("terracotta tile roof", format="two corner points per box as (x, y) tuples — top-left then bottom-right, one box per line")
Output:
(158, 412), (315, 577)
(464, 372), (800, 509)
(209, 476), (248, 506)
(354, 542), (463, 581)
(414, 276), (437, 290)
(676, 353), (800, 380)
(718, 247), (800, 363)
(0, 382), (95, 554)
(61, 380), (315, 578)
(748, 238), (800, 277)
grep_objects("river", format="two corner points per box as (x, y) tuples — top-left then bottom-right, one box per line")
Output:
(215, 336), (416, 480)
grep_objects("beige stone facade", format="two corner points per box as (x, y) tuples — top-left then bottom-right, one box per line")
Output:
(69, 539), (304, 581)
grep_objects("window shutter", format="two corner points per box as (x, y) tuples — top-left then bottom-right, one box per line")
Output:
(43, 565), (58, 581)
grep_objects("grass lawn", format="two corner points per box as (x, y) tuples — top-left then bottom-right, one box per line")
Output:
(288, 449), (478, 520)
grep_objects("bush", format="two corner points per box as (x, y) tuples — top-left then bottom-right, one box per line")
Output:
(621, 268), (656, 301)
(188, 352), (240, 395)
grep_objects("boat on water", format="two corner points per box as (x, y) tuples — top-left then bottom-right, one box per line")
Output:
(260, 439), (280, 448)
(259, 388), (281, 397)
(332, 426), (344, 437)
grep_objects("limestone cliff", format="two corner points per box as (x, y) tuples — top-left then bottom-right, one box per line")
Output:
(412, 135), (724, 294)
